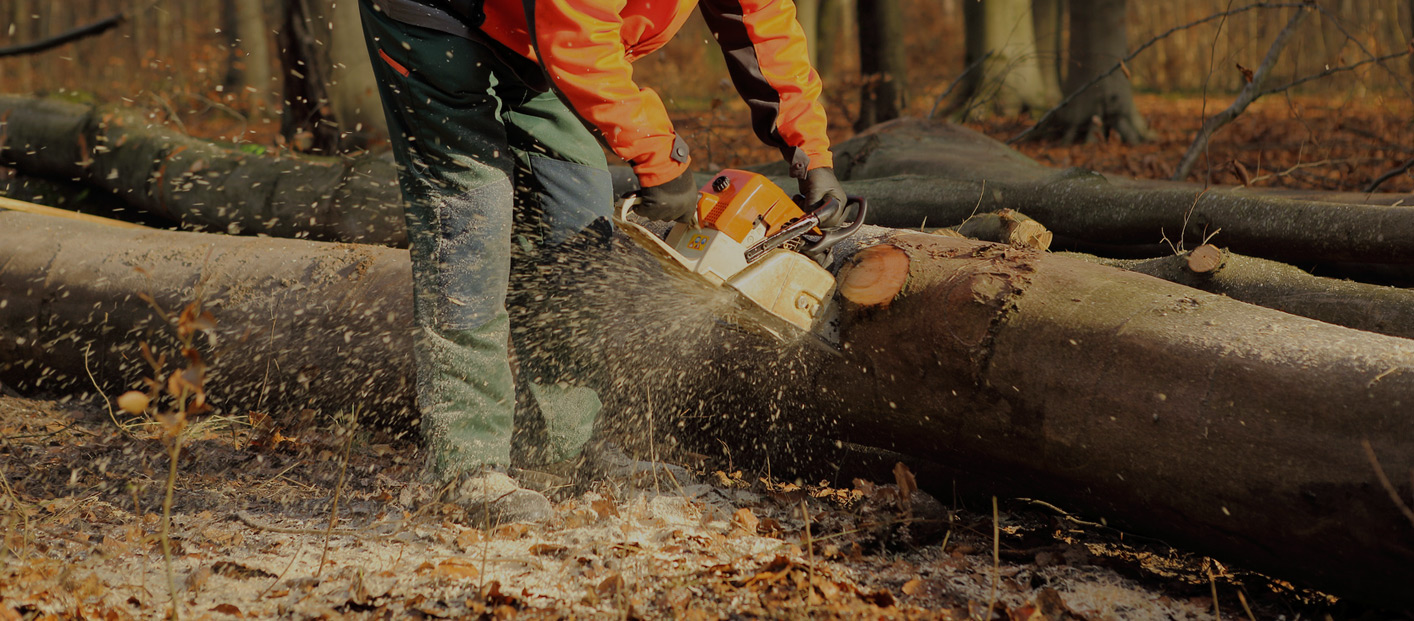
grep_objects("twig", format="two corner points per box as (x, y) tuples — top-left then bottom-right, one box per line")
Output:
(1009, 2), (1312, 144)
(234, 511), (399, 540)
(927, 50), (993, 120)
(318, 413), (358, 577)
(1173, 6), (1311, 182)
(0, 13), (127, 57)
(1208, 564), (1222, 620)
(1237, 590), (1257, 621)
(1362, 439), (1414, 528)
(257, 541), (304, 599)
(1364, 156), (1414, 194)
(1257, 50), (1412, 98)
(983, 496), (1001, 621)
(1306, 4), (1414, 103)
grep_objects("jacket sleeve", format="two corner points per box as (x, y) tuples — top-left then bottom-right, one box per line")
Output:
(524, 0), (688, 187)
(700, 0), (832, 178)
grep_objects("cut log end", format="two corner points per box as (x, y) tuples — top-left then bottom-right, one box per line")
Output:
(839, 244), (911, 308)
(954, 210), (1053, 251)
(1187, 244), (1225, 274)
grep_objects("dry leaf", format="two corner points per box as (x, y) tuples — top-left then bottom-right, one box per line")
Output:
(211, 603), (243, 617)
(597, 572), (624, 597)
(529, 543), (569, 558)
(117, 391), (149, 415)
(494, 523), (530, 539)
(901, 577), (923, 596)
(1236, 62), (1254, 83)
(430, 558), (479, 581)
(455, 528), (482, 552)
(591, 498), (619, 519)
(731, 508), (759, 535)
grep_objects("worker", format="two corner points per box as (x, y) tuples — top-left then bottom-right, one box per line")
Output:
(356, 0), (847, 522)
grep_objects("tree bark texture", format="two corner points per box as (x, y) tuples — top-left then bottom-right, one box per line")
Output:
(811, 120), (1414, 266)
(2, 213), (1412, 607)
(0, 211), (416, 426)
(958, 0), (1052, 117)
(1029, 0), (1064, 104)
(222, 0), (275, 112)
(1067, 247), (1414, 340)
(854, 0), (907, 131)
(0, 95), (405, 245)
(1033, 0), (1152, 144)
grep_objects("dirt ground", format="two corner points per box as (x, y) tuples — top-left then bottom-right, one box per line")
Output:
(0, 391), (1352, 620)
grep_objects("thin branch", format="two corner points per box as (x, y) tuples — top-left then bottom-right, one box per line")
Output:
(1172, 7), (1311, 182)
(1307, 4), (1414, 103)
(0, 13), (127, 58)
(1365, 156), (1414, 193)
(1257, 49), (1413, 97)
(1362, 439), (1414, 529)
(928, 50), (993, 120)
(1009, 2), (1313, 144)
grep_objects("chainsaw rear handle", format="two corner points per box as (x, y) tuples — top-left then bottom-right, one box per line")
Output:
(800, 195), (868, 263)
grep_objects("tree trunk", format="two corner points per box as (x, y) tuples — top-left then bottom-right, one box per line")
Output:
(222, 0), (275, 113)
(1068, 245), (1414, 340)
(3, 212), (1412, 608)
(1030, 0), (1064, 104)
(956, 0), (1051, 118)
(1031, 0), (1151, 143)
(854, 0), (907, 131)
(278, 0), (387, 153)
(0, 95), (405, 245)
(813, 0), (848, 84)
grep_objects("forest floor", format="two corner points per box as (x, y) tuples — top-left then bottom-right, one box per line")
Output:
(3, 94), (1407, 619)
(0, 393), (1344, 620)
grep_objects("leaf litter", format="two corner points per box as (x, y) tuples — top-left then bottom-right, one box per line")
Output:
(0, 394), (1341, 619)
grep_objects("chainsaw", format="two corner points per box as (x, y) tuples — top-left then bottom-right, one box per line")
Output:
(616, 169), (867, 339)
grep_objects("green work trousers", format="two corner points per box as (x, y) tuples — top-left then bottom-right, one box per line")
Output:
(359, 2), (613, 477)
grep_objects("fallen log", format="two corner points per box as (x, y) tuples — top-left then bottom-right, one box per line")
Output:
(0, 95), (405, 245)
(2, 213), (1412, 608)
(8, 92), (1411, 269)
(1068, 245), (1414, 340)
(0, 211), (416, 425)
(777, 231), (1414, 608)
(741, 119), (1414, 265)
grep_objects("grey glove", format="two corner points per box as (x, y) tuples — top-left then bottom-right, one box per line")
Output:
(632, 170), (698, 224)
(799, 167), (848, 229)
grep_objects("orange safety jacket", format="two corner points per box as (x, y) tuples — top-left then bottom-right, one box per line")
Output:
(381, 0), (833, 187)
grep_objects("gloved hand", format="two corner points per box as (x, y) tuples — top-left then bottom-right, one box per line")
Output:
(799, 167), (848, 229)
(632, 170), (699, 224)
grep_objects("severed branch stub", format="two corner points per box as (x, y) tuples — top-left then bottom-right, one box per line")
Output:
(954, 209), (1053, 251)
(838, 244), (910, 308)
(1185, 244), (1224, 274)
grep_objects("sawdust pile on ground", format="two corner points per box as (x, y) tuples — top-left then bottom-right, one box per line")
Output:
(0, 394), (1336, 619)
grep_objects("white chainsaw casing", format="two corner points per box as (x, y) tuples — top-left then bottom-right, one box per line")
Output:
(723, 248), (836, 330)
(664, 222), (765, 285)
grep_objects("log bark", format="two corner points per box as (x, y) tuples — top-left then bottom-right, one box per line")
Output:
(0, 211), (416, 427)
(0, 95), (405, 245)
(1067, 245), (1414, 340)
(3, 212), (1413, 607)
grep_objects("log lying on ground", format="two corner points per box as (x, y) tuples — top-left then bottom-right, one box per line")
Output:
(9, 91), (1409, 268)
(742, 119), (1414, 265)
(775, 230), (1414, 608)
(3, 213), (1413, 608)
(0, 211), (415, 424)
(0, 95), (405, 245)
(1067, 245), (1414, 340)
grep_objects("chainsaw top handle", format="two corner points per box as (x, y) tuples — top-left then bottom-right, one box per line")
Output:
(800, 195), (868, 263)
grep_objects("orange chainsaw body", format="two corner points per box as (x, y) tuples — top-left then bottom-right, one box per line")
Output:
(693, 170), (806, 242)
